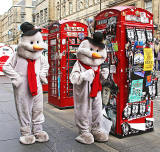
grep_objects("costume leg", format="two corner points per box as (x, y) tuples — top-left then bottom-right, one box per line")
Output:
(32, 91), (44, 134)
(32, 89), (49, 142)
(14, 87), (33, 136)
(91, 91), (103, 131)
(73, 83), (94, 144)
(14, 86), (36, 144)
(91, 91), (108, 142)
(74, 88), (92, 133)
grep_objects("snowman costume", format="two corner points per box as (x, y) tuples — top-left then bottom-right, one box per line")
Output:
(3, 22), (49, 145)
(70, 32), (109, 144)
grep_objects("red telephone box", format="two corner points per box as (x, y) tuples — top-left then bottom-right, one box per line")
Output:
(41, 28), (49, 92)
(48, 20), (88, 109)
(95, 6), (157, 137)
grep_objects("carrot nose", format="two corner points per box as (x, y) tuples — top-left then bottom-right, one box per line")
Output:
(33, 44), (44, 51)
(92, 52), (102, 59)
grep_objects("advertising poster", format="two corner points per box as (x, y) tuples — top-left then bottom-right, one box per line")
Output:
(143, 48), (154, 71)
(0, 46), (14, 75)
(129, 79), (143, 103)
(146, 75), (152, 86)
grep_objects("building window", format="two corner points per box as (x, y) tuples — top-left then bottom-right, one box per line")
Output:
(145, 0), (152, 13)
(69, 2), (73, 14)
(21, 14), (25, 23)
(44, 8), (47, 22)
(32, 14), (36, 23)
(37, 13), (39, 25)
(77, 0), (84, 11)
(77, 0), (80, 11)
(40, 10), (43, 23)
(57, 2), (60, 19)
(85, 0), (89, 8)
(57, 7), (60, 19)
(63, 5), (66, 17)
(94, 0), (100, 4)
(128, 3), (136, 6)
(80, 1), (84, 10)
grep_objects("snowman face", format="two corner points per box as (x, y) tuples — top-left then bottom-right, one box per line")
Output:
(20, 32), (45, 52)
(77, 40), (107, 66)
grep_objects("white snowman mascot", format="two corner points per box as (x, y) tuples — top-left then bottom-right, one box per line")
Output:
(3, 22), (49, 144)
(70, 32), (109, 144)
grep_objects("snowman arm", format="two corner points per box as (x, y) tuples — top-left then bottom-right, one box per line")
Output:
(70, 61), (84, 85)
(3, 53), (23, 87)
(70, 61), (95, 85)
(3, 53), (19, 79)
(39, 55), (49, 84)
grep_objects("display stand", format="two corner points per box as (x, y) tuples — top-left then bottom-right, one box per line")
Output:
(95, 6), (157, 137)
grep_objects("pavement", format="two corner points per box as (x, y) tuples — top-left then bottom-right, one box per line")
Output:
(0, 75), (160, 152)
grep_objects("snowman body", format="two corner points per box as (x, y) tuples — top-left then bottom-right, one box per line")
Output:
(3, 23), (49, 144)
(70, 39), (108, 139)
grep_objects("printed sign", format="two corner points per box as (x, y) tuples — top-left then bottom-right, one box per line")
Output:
(134, 71), (145, 77)
(0, 46), (14, 75)
(146, 75), (152, 86)
(143, 48), (154, 71)
(129, 79), (143, 103)
(113, 43), (118, 51)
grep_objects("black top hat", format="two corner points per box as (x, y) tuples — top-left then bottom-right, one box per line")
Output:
(86, 32), (105, 49)
(20, 22), (41, 37)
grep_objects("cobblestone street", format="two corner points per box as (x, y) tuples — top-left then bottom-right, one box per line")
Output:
(0, 75), (160, 152)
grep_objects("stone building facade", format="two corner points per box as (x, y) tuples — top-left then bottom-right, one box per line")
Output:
(55, 0), (160, 38)
(0, 0), (35, 45)
(34, 0), (56, 28)
(0, 0), (159, 44)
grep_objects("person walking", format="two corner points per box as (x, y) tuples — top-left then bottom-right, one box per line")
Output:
(155, 38), (160, 70)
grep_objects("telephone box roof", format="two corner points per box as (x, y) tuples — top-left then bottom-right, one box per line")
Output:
(111, 6), (135, 11)
(48, 19), (87, 29)
(95, 6), (153, 18)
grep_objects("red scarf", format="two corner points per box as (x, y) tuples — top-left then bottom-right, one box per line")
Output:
(27, 59), (38, 96)
(79, 61), (102, 98)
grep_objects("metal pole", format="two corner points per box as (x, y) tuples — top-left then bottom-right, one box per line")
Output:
(60, 0), (61, 20)
(100, 0), (102, 12)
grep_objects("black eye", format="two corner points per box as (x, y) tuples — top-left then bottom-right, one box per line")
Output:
(30, 41), (33, 44)
(37, 41), (39, 44)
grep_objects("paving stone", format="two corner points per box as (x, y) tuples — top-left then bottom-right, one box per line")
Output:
(0, 121), (20, 140)
(0, 139), (52, 152)
(0, 113), (16, 122)
(0, 74), (160, 152)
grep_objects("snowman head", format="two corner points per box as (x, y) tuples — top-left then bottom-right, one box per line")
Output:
(17, 22), (47, 60)
(77, 32), (107, 66)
